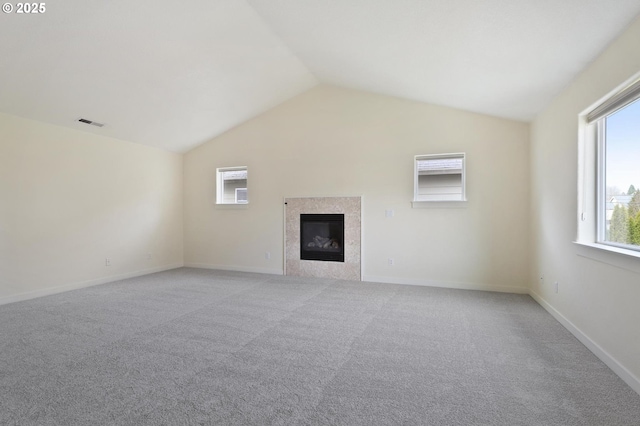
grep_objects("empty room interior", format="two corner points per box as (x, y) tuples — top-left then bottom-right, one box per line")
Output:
(2, 1), (640, 424)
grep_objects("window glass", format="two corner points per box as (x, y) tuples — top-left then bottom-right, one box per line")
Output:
(414, 154), (465, 202)
(600, 99), (640, 248)
(217, 167), (247, 204)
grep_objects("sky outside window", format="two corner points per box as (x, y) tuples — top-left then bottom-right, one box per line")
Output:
(606, 98), (640, 194)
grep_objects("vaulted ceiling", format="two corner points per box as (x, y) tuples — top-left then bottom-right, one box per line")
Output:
(1, 0), (639, 152)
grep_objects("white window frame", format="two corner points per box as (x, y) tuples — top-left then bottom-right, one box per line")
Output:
(216, 166), (248, 205)
(412, 153), (467, 208)
(596, 119), (608, 245)
(576, 73), (640, 267)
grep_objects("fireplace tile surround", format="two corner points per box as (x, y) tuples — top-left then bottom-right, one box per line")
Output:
(284, 197), (361, 281)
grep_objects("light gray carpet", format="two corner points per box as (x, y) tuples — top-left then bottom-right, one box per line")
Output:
(1, 268), (639, 425)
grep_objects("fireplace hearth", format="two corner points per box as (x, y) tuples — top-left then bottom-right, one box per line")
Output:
(300, 214), (344, 262)
(284, 196), (360, 281)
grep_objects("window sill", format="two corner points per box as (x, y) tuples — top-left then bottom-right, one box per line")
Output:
(412, 200), (468, 209)
(573, 241), (640, 275)
(215, 203), (249, 210)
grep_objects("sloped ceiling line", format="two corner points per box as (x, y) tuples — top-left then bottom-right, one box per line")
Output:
(1, 0), (639, 152)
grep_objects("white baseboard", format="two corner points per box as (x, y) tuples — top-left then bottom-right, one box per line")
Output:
(363, 274), (529, 294)
(184, 263), (284, 276)
(0, 263), (184, 306)
(529, 289), (640, 396)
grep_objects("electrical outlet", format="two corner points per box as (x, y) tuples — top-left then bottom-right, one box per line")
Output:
(554, 281), (559, 293)
(385, 209), (394, 218)
(265, 252), (271, 260)
(388, 258), (394, 266)
(105, 258), (111, 267)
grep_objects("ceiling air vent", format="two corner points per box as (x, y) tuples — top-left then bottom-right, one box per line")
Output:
(77, 118), (105, 127)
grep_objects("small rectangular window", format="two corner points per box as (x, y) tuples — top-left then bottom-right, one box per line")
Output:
(414, 153), (466, 202)
(216, 166), (248, 205)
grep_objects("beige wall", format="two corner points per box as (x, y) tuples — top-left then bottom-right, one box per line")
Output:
(184, 85), (530, 292)
(0, 113), (183, 303)
(530, 17), (640, 390)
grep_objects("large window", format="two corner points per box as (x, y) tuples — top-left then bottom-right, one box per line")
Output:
(587, 79), (640, 251)
(414, 153), (466, 203)
(216, 166), (248, 205)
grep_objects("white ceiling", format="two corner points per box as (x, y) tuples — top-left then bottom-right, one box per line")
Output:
(1, 1), (639, 152)
(0, 1), (317, 152)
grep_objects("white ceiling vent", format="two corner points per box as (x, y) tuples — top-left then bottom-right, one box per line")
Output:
(78, 118), (105, 127)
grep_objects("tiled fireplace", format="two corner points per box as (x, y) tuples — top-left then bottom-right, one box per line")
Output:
(284, 197), (361, 281)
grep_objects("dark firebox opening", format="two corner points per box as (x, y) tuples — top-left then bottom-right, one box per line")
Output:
(300, 214), (345, 262)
